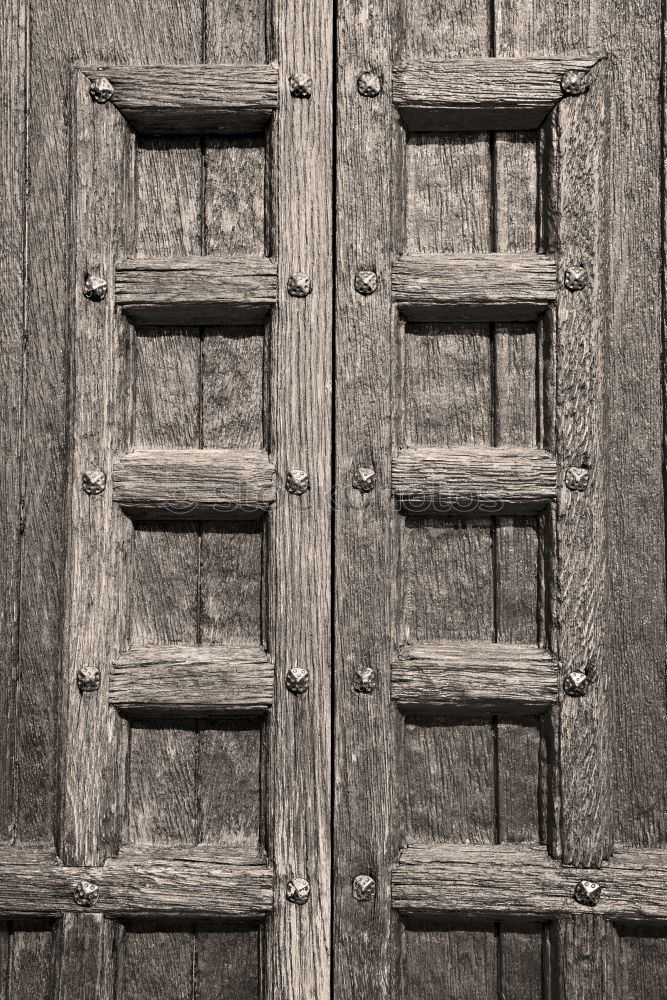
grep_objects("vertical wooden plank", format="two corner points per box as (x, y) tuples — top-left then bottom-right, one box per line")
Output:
(615, 925), (667, 1000)
(9, 923), (53, 1000)
(268, 1), (333, 999)
(0, 0), (26, 843)
(402, 920), (497, 1000)
(118, 923), (192, 1000)
(499, 923), (545, 1000)
(558, 915), (606, 1000)
(59, 72), (134, 867)
(54, 914), (116, 1000)
(128, 720), (197, 846)
(196, 922), (261, 1000)
(198, 719), (263, 851)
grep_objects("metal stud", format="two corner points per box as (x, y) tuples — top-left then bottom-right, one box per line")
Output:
(354, 270), (378, 296)
(73, 880), (99, 907)
(286, 877), (311, 905)
(289, 73), (312, 98)
(352, 467), (376, 493)
(565, 466), (590, 491)
(83, 273), (108, 302)
(286, 469), (310, 495)
(82, 470), (107, 495)
(286, 666), (310, 695)
(287, 273), (312, 298)
(353, 874), (376, 901)
(353, 667), (376, 694)
(564, 265), (588, 292)
(89, 77), (114, 104)
(561, 70), (590, 97)
(357, 71), (382, 98)
(77, 666), (101, 693)
(563, 669), (590, 697)
(573, 880), (602, 906)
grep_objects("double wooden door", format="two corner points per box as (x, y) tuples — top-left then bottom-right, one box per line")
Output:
(1, 0), (666, 998)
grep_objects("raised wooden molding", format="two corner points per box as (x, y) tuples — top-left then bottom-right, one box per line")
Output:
(113, 448), (276, 518)
(393, 844), (667, 921)
(393, 57), (600, 131)
(392, 446), (558, 513)
(110, 644), (273, 714)
(392, 253), (557, 321)
(115, 256), (277, 324)
(83, 64), (279, 133)
(392, 640), (558, 711)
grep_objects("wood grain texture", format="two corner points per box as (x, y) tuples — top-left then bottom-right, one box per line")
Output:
(393, 57), (599, 131)
(392, 446), (557, 511)
(110, 644), (273, 714)
(113, 448), (276, 517)
(393, 253), (557, 321)
(115, 256), (277, 324)
(393, 843), (667, 920)
(84, 64), (278, 133)
(392, 640), (557, 710)
(53, 913), (117, 1000)
(614, 925), (667, 1000)
(557, 915), (607, 1000)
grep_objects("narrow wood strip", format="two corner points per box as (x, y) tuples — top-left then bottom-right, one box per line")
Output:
(392, 844), (667, 921)
(110, 643), (273, 714)
(53, 913), (117, 1000)
(393, 253), (557, 321)
(113, 448), (276, 518)
(393, 57), (599, 131)
(392, 640), (557, 710)
(82, 64), (278, 133)
(115, 256), (277, 324)
(392, 446), (557, 513)
(558, 914), (607, 1000)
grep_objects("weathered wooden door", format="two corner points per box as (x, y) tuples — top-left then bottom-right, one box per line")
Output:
(1, 0), (667, 998)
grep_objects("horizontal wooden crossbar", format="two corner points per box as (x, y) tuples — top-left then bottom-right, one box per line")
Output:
(392, 446), (558, 513)
(392, 641), (558, 711)
(393, 57), (600, 131)
(393, 253), (557, 321)
(84, 64), (279, 133)
(0, 847), (273, 918)
(393, 844), (667, 922)
(110, 644), (274, 715)
(115, 256), (277, 324)
(113, 448), (276, 518)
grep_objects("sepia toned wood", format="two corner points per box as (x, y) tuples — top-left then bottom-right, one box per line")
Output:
(392, 844), (667, 921)
(392, 446), (557, 512)
(54, 913), (117, 1000)
(392, 640), (557, 710)
(113, 448), (276, 518)
(118, 924), (193, 1000)
(85, 63), (278, 133)
(110, 644), (273, 714)
(393, 57), (599, 131)
(115, 256), (277, 324)
(393, 253), (557, 321)
(401, 919), (498, 1000)
(557, 915), (607, 1000)
(6, 922), (54, 1000)
(614, 925), (667, 1000)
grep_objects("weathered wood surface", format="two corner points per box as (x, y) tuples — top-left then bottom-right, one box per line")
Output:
(558, 915), (608, 1000)
(393, 57), (599, 131)
(115, 256), (277, 324)
(392, 446), (557, 511)
(393, 253), (557, 320)
(54, 913), (117, 1000)
(393, 844), (667, 921)
(392, 640), (557, 710)
(0, 922), (54, 1000)
(85, 63), (278, 133)
(110, 643), (273, 714)
(113, 448), (276, 517)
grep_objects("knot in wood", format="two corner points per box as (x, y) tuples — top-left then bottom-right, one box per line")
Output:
(287, 273), (312, 297)
(352, 874), (376, 901)
(565, 466), (590, 491)
(77, 666), (101, 692)
(82, 470), (107, 495)
(286, 665), (309, 695)
(573, 880), (601, 906)
(352, 467), (376, 493)
(286, 877), (311, 904)
(354, 270), (378, 295)
(83, 273), (108, 302)
(353, 667), (376, 693)
(563, 669), (590, 697)
(357, 71), (382, 98)
(286, 469), (309, 495)
(564, 265), (588, 292)
(73, 880), (99, 907)
(89, 77), (114, 104)
(561, 70), (590, 97)
(289, 73), (312, 98)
